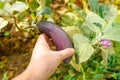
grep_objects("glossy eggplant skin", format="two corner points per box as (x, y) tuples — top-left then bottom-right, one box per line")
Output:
(37, 20), (73, 63)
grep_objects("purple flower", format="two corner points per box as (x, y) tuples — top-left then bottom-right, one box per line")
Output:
(100, 39), (111, 47)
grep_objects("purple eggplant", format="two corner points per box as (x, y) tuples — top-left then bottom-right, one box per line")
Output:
(37, 20), (73, 63)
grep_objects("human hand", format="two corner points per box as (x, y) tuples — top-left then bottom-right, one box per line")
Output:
(13, 34), (74, 80)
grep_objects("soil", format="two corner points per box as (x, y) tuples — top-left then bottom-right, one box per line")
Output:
(0, 23), (37, 79)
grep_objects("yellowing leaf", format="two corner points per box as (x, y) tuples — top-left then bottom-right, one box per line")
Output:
(101, 46), (115, 67)
(0, 17), (8, 29)
(73, 34), (94, 63)
(70, 55), (81, 72)
(77, 43), (94, 63)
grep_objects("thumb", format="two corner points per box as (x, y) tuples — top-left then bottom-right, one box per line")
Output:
(58, 48), (75, 60)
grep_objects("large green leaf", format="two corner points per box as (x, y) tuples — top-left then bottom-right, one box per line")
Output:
(73, 34), (94, 63)
(62, 26), (82, 40)
(73, 34), (89, 45)
(86, 12), (106, 33)
(88, 0), (99, 13)
(99, 4), (117, 21)
(102, 24), (120, 42)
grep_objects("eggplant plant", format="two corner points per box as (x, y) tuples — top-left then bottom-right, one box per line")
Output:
(61, 1), (120, 71)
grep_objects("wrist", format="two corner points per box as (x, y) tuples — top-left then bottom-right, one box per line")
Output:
(12, 71), (31, 80)
(23, 61), (49, 80)
(12, 64), (47, 80)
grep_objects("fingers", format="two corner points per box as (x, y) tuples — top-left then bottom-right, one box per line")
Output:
(37, 33), (48, 42)
(35, 34), (56, 51)
(57, 48), (75, 60)
(43, 34), (55, 48)
(42, 33), (50, 41)
(35, 34), (50, 49)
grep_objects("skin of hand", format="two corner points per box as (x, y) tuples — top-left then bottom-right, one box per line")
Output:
(12, 34), (75, 80)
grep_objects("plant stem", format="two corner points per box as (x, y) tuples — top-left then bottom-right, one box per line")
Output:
(81, 64), (86, 80)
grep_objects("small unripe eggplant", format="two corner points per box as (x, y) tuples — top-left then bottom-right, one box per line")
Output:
(37, 20), (73, 63)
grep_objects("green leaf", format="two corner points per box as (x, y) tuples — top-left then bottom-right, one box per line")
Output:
(73, 34), (94, 63)
(17, 11), (29, 21)
(2, 72), (9, 80)
(86, 12), (106, 33)
(71, 4), (86, 20)
(45, 0), (51, 7)
(12, 1), (28, 12)
(37, 7), (53, 16)
(61, 12), (83, 27)
(99, 4), (117, 21)
(61, 4), (85, 27)
(102, 24), (120, 42)
(29, 0), (39, 12)
(0, 2), (5, 9)
(61, 12), (78, 26)
(62, 26), (82, 40)
(4, 31), (9, 37)
(73, 34), (89, 45)
(88, 0), (99, 13)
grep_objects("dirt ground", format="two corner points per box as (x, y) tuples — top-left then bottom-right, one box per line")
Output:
(0, 0), (67, 79)
(0, 23), (38, 79)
